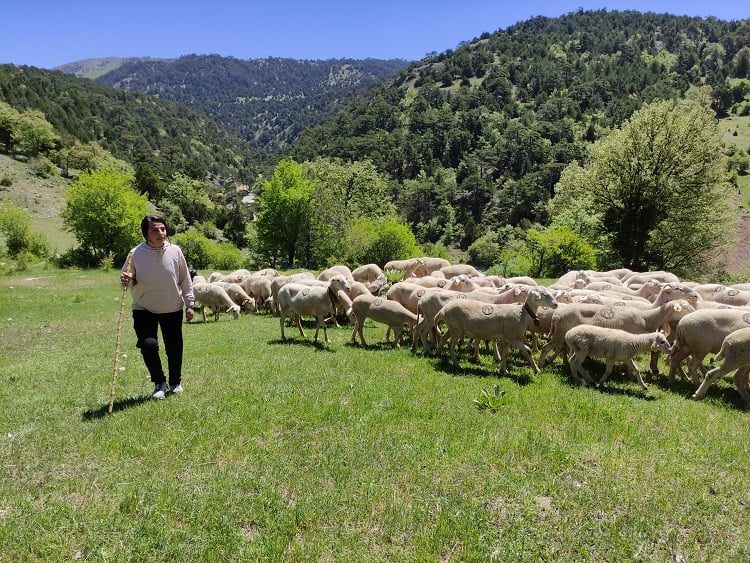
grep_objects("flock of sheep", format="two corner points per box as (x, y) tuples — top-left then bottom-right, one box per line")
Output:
(190, 257), (750, 407)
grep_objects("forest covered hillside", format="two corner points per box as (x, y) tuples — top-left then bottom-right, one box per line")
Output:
(292, 10), (750, 248)
(92, 55), (410, 151)
(0, 64), (260, 181)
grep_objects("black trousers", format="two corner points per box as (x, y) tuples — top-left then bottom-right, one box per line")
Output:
(132, 309), (184, 386)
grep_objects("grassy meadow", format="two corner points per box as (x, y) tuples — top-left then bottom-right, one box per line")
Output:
(1, 264), (750, 561)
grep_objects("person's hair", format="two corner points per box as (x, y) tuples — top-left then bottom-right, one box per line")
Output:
(141, 215), (168, 238)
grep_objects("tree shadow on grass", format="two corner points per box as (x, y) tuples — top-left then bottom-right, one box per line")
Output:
(267, 338), (335, 353)
(82, 394), (151, 421)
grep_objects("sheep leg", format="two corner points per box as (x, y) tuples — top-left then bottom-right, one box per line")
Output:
(497, 341), (510, 374)
(391, 325), (402, 348)
(512, 339), (540, 374)
(598, 361), (615, 387)
(296, 316), (306, 338)
(668, 347), (690, 384)
(436, 328), (451, 356)
(449, 335), (461, 369)
(279, 313), (287, 340)
(692, 364), (730, 400)
(649, 350), (660, 375)
(358, 321), (369, 347)
(569, 351), (593, 385)
(626, 358), (648, 390)
(734, 366), (750, 405)
(687, 354), (707, 384)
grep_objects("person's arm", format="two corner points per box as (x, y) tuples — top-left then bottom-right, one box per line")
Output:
(176, 248), (195, 320)
(120, 252), (136, 288)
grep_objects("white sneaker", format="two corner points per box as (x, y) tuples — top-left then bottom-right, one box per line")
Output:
(152, 382), (167, 399)
(170, 384), (184, 394)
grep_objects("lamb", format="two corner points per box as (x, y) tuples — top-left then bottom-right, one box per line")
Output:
(192, 282), (241, 322)
(434, 287), (558, 373)
(538, 300), (693, 369)
(350, 294), (419, 348)
(691, 327), (750, 405)
(668, 309), (750, 383)
(213, 281), (256, 312)
(565, 326), (671, 389)
(277, 275), (352, 342)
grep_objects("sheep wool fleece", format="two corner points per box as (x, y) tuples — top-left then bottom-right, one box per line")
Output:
(126, 241), (195, 313)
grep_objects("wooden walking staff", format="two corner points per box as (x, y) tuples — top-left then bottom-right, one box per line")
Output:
(108, 252), (133, 413)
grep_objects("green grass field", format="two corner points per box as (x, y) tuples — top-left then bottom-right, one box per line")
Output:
(1, 264), (749, 561)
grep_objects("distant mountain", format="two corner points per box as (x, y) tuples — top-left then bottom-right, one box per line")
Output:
(55, 57), (168, 80)
(0, 64), (260, 180)
(89, 55), (410, 151)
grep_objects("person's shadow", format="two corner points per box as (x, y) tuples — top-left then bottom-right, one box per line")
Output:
(82, 395), (151, 420)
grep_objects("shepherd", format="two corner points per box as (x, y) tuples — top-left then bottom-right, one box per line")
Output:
(120, 215), (195, 399)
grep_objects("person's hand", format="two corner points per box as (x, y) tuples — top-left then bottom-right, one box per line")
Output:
(185, 307), (194, 322)
(120, 271), (133, 288)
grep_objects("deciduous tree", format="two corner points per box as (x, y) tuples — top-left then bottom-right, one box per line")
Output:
(550, 99), (736, 276)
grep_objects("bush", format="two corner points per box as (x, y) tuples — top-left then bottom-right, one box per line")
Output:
(0, 176), (12, 187)
(343, 217), (421, 267)
(31, 156), (57, 178)
(467, 232), (501, 270)
(209, 242), (245, 270)
(172, 229), (213, 270)
(0, 203), (49, 258)
(488, 237), (534, 277)
(526, 226), (597, 277)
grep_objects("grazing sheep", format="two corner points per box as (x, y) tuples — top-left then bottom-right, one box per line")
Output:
(565, 326), (671, 389)
(350, 294), (419, 348)
(383, 258), (425, 278)
(213, 281), (256, 312)
(386, 282), (429, 314)
(434, 288), (558, 373)
(691, 327), (750, 405)
(193, 282), (241, 322)
(239, 276), (274, 313)
(668, 309), (750, 383)
(277, 275), (352, 342)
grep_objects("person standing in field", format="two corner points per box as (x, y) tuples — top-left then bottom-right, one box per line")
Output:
(120, 215), (195, 399)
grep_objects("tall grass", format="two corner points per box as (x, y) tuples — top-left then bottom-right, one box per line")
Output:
(1, 265), (749, 561)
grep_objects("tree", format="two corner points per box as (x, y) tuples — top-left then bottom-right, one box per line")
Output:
(61, 170), (148, 263)
(342, 217), (422, 267)
(255, 158), (315, 267)
(525, 226), (596, 277)
(550, 99), (736, 276)
(0, 101), (20, 152)
(13, 109), (60, 156)
(159, 173), (216, 225)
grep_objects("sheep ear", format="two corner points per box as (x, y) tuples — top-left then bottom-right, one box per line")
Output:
(673, 303), (682, 312)
(514, 286), (522, 295)
(659, 322), (672, 336)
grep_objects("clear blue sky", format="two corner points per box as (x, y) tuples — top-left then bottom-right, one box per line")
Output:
(2, 0), (748, 69)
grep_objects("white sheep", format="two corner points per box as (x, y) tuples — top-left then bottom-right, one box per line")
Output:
(565, 325), (671, 389)
(538, 300), (693, 369)
(318, 265), (354, 282)
(192, 282), (241, 322)
(668, 308), (750, 383)
(691, 327), (750, 405)
(350, 294), (419, 348)
(434, 287), (558, 373)
(439, 264), (483, 279)
(213, 281), (256, 312)
(277, 275), (352, 342)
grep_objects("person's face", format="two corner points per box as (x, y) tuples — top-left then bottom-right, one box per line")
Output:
(146, 222), (167, 247)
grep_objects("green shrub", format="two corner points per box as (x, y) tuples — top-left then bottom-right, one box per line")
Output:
(31, 155), (58, 178)
(420, 241), (451, 260)
(467, 232), (500, 270)
(209, 241), (245, 270)
(0, 176), (12, 187)
(0, 203), (49, 258)
(343, 217), (421, 267)
(172, 229), (212, 270)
